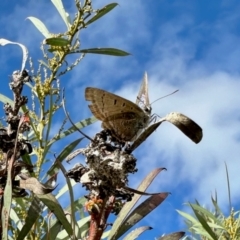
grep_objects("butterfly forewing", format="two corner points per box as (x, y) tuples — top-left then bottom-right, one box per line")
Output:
(136, 72), (151, 113)
(85, 87), (144, 118)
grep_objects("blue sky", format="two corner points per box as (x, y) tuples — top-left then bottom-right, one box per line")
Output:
(1, 0), (240, 239)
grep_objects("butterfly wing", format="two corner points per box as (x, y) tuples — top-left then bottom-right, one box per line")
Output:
(85, 87), (150, 141)
(136, 72), (150, 108)
(102, 112), (148, 141)
(85, 87), (145, 120)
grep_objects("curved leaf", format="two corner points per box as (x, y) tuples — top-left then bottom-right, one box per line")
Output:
(0, 93), (15, 106)
(51, 0), (71, 29)
(108, 168), (166, 240)
(55, 180), (77, 200)
(10, 208), (23, 231)
(57, 160), (79, 238)
(78, 47), (130, 56)
(123, 226), (152, 240)
(47, 137), (83, 176)
(0, 38), (28, 71)
(27, 17), (51, 38)
(37, 193), (74, 238)
(86, 3), (118, 26)
(190, 203), (218, 240)
(127, 121), (162, 153)
(17, 198), (42, 240)
(42, 198), (87, 240)
(47, 117), (97, 147)
(165, 112), (203, 143)
(116, 193), (169, 239)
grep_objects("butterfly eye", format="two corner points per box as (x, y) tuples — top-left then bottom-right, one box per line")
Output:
(144, 106), (152, 114)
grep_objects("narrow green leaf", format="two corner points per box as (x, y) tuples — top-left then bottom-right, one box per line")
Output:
(57, 161), (79, 238)
(0, 93), (15, 106)
(101, 230), (111, 239)
(17, 198), (42, 240)
(177, 210), (200, 225)
(45, 37), (70, 46)
(123, 226), (152, 240)
(37, 193), (74, 238)
(55, 180), (77, 200)
(116, 193), (169, 239)
(42, 198), (87, 240)
(47, 117), (97, 147)
(190, 203), (218, 240)
(78, 48), (130, 56)
(51, 0), (71, 29)
(86, 3), (118, 25)
(27, 17), (51, 38)
(108, 168), (166, 240)
(2, 159), (13, 239)
(56, 217), (90, 239)
(10, 209), (23, 231)
(224, 162), (232, 211)
(47, 137), (83, 176)
(189, 203), (223, 226)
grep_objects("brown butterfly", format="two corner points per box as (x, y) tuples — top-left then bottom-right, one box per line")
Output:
(85, 73), (151, 142)
(85, 73), (203, 147)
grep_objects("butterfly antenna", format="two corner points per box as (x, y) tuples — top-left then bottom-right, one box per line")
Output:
(151, 90), (179, 105)
(62, 88), (94, 142)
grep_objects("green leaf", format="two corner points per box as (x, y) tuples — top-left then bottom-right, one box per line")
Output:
(51, 0), (71, 29)
(190, 203), (218, 240)
(177, 210), (200, 226)
(10, 209), (23, 231)
(56, 217), (91, 239)
(2, 155), (14, 239)
(37, 193), (74, 238)
(45, 37), (70, 46)
(108, 168), (166, 240)
(123, 226), (152, 240)
(42, 198), (87, 240)
(17, 198), (42, 240)
(0, 93), (15, 106)
(55, 180), (77, 200)
(27, 17), (51, 38)
(46, 137), (83, 176)
(57, 160), (79, 237)
(86, 3), (118, 26)
(78, 48), (130, 56)
(116, 193), (169, 239)
(47, 117), (97, 147)
(189, 203), (223, 226)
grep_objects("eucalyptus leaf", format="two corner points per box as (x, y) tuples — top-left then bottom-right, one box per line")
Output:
(27, 17), (51, 38)
(37, 193), (74, 238)
(86, 3), (118, 26)
(51, 0), (71, 29)
(16, 198), (42, 240)
(45, 37), (70, 46)
(47, 137), (83, 176)
(78, 47), (130, 56)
